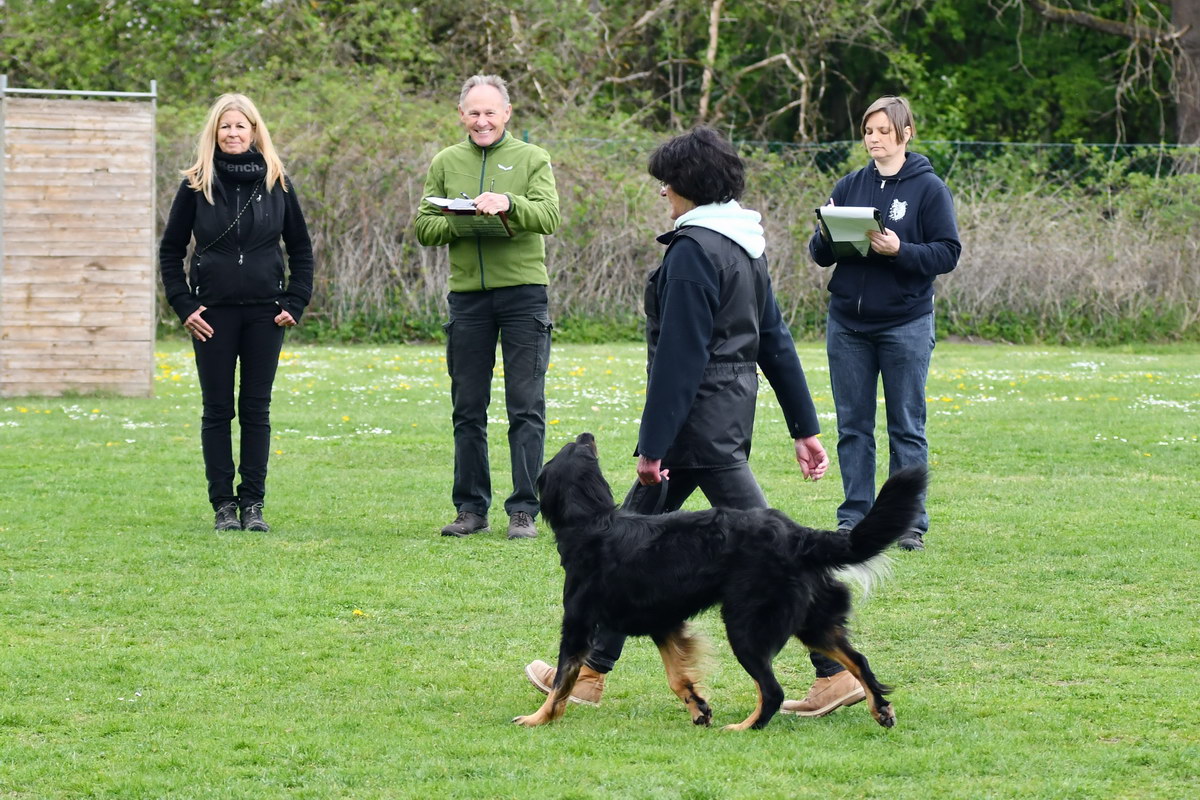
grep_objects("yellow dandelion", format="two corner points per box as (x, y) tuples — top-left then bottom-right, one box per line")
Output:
(353, 609), (366, 617)
(549, 419), (560, 425)
(275, 449), (283, 455)
(342, 415), (350, 422)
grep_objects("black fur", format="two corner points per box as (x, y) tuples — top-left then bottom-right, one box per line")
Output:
(515, 432), (927, 730)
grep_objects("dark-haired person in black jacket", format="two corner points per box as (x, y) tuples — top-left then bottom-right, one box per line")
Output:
(795, 96), (958, 718)
(523, 127), (830, 709)
(159, 93), (314, 533)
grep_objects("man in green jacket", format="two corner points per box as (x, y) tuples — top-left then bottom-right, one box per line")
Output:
(415, 74), (561, 540)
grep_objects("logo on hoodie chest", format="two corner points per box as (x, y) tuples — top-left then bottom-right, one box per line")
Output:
(888, 198), (908, 222)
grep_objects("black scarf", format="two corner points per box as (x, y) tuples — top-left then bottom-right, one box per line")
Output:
(213, 148), (267, 184)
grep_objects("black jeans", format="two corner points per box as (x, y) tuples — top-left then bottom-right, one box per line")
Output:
(587, 463), (844, 679)
(444, 285), (552, 517)
(192, 304), (285, 509)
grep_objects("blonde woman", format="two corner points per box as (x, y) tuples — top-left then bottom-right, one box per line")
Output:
(159, 93), (314, 532)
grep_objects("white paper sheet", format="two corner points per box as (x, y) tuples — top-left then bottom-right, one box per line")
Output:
(817, 206), (882, 256)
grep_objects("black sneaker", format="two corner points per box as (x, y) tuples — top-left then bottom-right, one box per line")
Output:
(241, 502), (270, 532)
(897, 530), (925, 551)
(214, 502), (242, 531)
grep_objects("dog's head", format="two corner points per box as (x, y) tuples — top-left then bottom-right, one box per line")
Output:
(536, 432), (615, 530)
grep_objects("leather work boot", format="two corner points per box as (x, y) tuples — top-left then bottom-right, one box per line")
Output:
(440, 511), (489, 537)
(507, 511), (538, 539)
(524, 659), (605, 706)
(240, 502), (270, 532)
(779, 671), (866, 717)
(214, 501), (242, 531)
(897, 529), (925, 551)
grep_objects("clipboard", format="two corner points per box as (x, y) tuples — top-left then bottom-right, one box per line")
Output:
(815, 206), (884, 257)
(426, 195), (514, 238)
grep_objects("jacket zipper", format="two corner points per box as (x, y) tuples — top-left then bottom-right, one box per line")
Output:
(235, 185), (244, 265)
(477, 147), (489, 289)
(857, 178), (887, 316)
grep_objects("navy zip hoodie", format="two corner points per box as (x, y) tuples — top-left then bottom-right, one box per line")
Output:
(808, 152), (960, 333)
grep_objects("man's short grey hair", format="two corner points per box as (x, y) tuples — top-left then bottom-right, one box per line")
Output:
(459, 74), (510, 107)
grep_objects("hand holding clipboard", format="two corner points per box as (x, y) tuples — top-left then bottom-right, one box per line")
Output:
(815, 205), (886, 257)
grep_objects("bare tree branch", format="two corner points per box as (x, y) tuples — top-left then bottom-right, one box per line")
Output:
(508, 11), (547, 104)
(1026, 0), (1188, 44)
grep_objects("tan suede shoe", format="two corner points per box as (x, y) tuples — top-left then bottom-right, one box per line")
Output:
(524, 659), (605, 706)
(779, 671), (866, 717)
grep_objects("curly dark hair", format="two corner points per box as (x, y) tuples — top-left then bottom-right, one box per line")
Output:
(648, 127), (744, 206)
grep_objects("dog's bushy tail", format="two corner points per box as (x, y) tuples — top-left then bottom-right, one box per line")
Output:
(846, 466), (927, 562)
(800, 466), (928, 570)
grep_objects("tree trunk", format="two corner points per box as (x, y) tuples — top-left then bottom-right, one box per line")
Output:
(697, 0), (724, 124)
(1174, 0), (1200, 144)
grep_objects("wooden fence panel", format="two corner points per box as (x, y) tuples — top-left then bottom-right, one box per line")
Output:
(1, 96), (156, 397)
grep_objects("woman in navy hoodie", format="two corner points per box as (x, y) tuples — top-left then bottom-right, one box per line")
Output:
(809, 96), (960, 555)
(784, 97), (959, 719)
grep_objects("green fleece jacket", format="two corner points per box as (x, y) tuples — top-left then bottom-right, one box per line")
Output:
(415, 132), (561, 292)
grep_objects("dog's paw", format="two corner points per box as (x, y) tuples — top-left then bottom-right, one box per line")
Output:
(512, 713), (549, 727)
(874, 703), (896, 728)
(692, 700), (712, 727)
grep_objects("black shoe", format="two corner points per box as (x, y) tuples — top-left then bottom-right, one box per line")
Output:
(241, 502), (270, 532)
(897, 530), (925, 551)
(214, 502), (242, 531)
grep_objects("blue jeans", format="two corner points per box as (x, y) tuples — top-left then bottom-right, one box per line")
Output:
(444, 285), (552, 518)
(826, 312), (934, 533)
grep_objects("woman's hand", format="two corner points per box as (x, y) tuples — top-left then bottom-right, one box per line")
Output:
(274, 309), (297, 327)
(637, 455), (669, 486)
(866, 227), (901, 256)
(794, 435), (829, 480)
(184, 306), (213, 341)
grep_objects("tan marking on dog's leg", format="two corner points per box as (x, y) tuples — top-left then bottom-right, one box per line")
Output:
(722, 681), (763, 731)
(820, 647), (895, 728)
(657, 630), (711, 726)
(513, 663), (581, 727)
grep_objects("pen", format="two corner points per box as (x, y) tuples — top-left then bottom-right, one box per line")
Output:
(459, 192), (472, 200)
(490, 179), (495, 191)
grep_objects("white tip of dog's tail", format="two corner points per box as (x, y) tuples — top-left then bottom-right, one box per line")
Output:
(835, 554), (894, 599)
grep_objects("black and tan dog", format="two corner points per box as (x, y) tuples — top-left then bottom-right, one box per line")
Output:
(513, 432), (926, 730)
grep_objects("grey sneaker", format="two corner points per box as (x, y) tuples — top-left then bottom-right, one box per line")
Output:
(897, 529), (925, 551)
(507, 511), (537, 539)
(441, 510), (489, 537)
(241, 502), (270, 532)
(214, 502), (242, 531)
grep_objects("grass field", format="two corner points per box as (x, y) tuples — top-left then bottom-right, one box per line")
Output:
(1, 339), (1197, 799)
